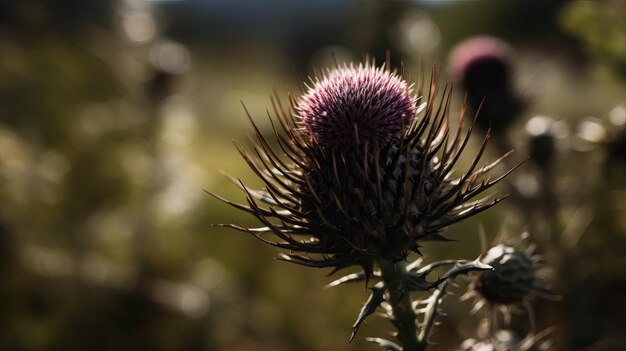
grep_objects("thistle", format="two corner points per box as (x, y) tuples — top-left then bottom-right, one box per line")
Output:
(448, 37), (522, 135)
(211, 61), (516, 349)
(476, 244), (536, 305)
(463, 232), (558, 334)
(213, 62), (512, 273)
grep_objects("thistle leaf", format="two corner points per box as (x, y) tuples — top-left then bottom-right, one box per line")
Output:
(442, 258), (493, 280)
(326, 272), (367, 288)
(413, 259), (458, 274)
(351, 282), (386, 342)
(365, 337), (402, 351)
(400, 272), (442, 293)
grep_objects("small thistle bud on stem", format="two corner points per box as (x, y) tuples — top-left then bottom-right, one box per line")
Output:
(476, 245), (536, 304)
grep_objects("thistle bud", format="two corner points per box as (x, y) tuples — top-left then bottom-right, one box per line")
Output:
(525, 116), (557, 169)
(476, 245), (535, 304)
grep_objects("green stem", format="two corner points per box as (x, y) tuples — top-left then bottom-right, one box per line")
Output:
(377, 259), (421, 351)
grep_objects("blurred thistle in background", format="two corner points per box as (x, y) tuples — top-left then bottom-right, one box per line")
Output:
(0, 0), (626, 350)
(448, 36), (523, 138)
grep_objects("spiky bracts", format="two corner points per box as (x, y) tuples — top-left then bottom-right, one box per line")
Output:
(211, 62), (515, 277)
(466, 235), (556, 311)
(462, 233), (559, 347)
(476, 245), (536, 304)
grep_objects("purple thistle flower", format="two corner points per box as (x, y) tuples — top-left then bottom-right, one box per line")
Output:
(448, 36), (522, 134)
(298, 64), (417, 146)
(448, 36), (511, 90)
(211, 61), (516, 279)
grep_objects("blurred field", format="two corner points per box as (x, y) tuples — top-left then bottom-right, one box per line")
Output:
(1, 0), (626, 350)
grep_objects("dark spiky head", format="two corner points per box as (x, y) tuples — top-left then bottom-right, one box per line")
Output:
(298, 64), (417, 146)
(476, 245), (535, 304)
(211, 61), (516, 277)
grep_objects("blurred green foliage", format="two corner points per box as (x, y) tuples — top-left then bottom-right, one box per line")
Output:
(560, 0), (626, 77)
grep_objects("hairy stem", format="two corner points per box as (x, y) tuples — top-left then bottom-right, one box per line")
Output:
(377, 259), (421, 351)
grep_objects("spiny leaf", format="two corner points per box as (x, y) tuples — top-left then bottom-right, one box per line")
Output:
(415, 258), (493, 346)
(365, 337), (402, 351)
(442, 258), (493, 280)
(405, 257), (424, 272)
(400, 272), (442, 293)
(326, 272), (367, 288)
(351, 282), (386, 342)
(413, 259), (458, 274)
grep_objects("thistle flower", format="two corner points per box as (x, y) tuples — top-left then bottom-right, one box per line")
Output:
(448, 37), (522, 134)
(211, 62), (515, 278)
(298, 64), (417, 145)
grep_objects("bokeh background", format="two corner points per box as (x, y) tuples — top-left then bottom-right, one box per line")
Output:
(1, 0), (625, 350)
